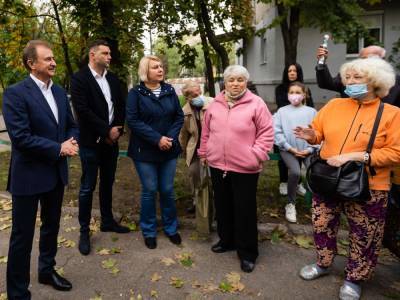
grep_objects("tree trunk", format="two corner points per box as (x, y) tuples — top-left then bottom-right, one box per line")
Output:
(196, 12), (215, 97)
(197, 0), (230, 70)
(97, 0), (127, 89)
(277, 3), (300, 66)
(50, 0), (73, 90)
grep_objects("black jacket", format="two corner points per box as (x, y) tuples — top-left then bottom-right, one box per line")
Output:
(126, 82), (184, 162)
(315, 64), (400, 107)
(275, 84), (314, 109)
(70, 66), (126, 147)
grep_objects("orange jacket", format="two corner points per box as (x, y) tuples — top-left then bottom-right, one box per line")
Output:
(311, 97), (400, 191)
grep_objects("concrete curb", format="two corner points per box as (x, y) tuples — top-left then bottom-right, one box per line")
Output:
(61, 205), (349, 240)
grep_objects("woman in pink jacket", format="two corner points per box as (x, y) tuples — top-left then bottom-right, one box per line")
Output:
(198, 65), (274, 272)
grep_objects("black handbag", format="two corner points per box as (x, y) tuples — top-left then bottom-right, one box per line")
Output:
(306, 101), (384, 201)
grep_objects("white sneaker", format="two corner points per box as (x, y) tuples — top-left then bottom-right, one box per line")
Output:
(285, 203), (297, 223)
(297, 183), (307, 196)
(279, 183), (288, 196)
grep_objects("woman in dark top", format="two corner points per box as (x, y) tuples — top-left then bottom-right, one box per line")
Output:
(274, 63), (313, 197)
(126, 55), (184, 249)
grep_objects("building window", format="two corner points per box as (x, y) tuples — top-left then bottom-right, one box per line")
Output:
(260, 33), (267, 64)
(346, 13), (383, 56)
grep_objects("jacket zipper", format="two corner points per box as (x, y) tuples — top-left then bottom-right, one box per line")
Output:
(223, 103), (230, 178)
(339, 103), (362, 154)
(353, 124), (362, 141)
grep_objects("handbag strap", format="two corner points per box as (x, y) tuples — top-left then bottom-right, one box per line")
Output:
(366, 101), (384, 176)
(366, 101), (384, 153)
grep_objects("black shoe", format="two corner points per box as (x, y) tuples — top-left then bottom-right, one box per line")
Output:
(168, 233), (182, 245)
(211, 241), (235, 253)
(186, 204), (196, 214)
(144, 237), (157, 249)
(240, 259), (255, 273)
(38, 270), (72, 291)
(78, 232), (90, 255)
(100, 222), (130, 233)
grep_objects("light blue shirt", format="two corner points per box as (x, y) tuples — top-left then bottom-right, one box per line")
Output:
(273, 104), (318, 152)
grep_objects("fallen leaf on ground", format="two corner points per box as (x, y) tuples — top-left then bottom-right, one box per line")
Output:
(175, 252), (193, 267)
(102, 258), (117, 269)
(338, 239), (350, 246)
(55, 266), (65, 276)
(151, 272), (162, 282)
(0, 223), (11, 230)
(219, 281), (233, 293)
(295, 235), (314, 249)
(0, 293), (7, 300)
(63, 214), (72, 221)
(63, 240), (76, 248)
(111, 235), (119, 242)
(0, 256), (8, 264)
(270, 224), (287, 244)
(337, 245), (348, 256)
(225, 272), (245, 292)
(0, 216), (11, 222)
(111, 247), (121, 254)
(150, 290), (158, 298)
(161, 257), (176, 266)
(97, 248), (111, 255)
(170, 277), (184, 288)
(201, 283), (219, 293)
(64, 226), (78, 233)
(0, 199), (12, 211)
(125, 222), (137, 231)
(89, 295), (102, 300)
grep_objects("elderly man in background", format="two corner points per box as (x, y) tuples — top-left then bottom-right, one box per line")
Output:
(315, 45), (400, 106)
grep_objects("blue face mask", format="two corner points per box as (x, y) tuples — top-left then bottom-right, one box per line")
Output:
(191, 96), (204, 107)
(344, 83), (369, 99)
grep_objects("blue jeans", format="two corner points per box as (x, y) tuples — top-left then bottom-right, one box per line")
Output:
(134, 158), (178, 237)
(78, 144), (119, 233)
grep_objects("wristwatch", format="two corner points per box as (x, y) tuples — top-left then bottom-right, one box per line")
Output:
(363, 152), (370, 164)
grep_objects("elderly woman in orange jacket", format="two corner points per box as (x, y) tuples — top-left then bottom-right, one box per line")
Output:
(295, 57), (400, 300)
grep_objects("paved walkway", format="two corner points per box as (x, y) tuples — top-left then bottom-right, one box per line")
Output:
(1, 198), (400, 300)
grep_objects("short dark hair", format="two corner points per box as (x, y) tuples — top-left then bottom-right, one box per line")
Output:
(22, 40), (52, 71)
(88, 39), (110, 52)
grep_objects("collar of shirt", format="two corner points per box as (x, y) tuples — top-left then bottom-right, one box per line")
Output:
(30, 73), (53, 92)
(88, 64), (108, 79)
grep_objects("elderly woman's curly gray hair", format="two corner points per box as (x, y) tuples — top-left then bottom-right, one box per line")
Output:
(223, 65), (250, 82)
(340, 57), (395, 98)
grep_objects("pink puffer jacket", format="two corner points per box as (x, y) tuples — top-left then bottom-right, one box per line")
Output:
(198, 90), (274, 174)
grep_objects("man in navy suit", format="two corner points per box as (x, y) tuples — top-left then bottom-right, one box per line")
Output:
(2, 40), (79, 300)
(70, 40), (129, 256)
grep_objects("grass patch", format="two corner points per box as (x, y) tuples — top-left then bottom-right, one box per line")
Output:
(0, 134), (312, 224)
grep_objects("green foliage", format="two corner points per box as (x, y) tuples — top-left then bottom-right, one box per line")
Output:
(389, 38), (400, 72)
(258, 0), (376, 42)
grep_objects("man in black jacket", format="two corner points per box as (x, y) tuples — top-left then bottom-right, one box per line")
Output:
(70, 40), (129, 256)
(315, 45), (400, 106)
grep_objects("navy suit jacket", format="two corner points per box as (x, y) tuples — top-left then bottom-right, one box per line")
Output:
(2, 76), (79, 196)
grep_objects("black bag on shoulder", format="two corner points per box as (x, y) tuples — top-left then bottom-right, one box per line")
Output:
(306, 101), (384, 201)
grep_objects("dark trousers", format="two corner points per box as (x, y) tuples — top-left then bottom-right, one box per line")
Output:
(274, 144), (288, 183)
(7, 181), (64, 300)
(210, 167), (259, 262)
(78, 143), (119, 233)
